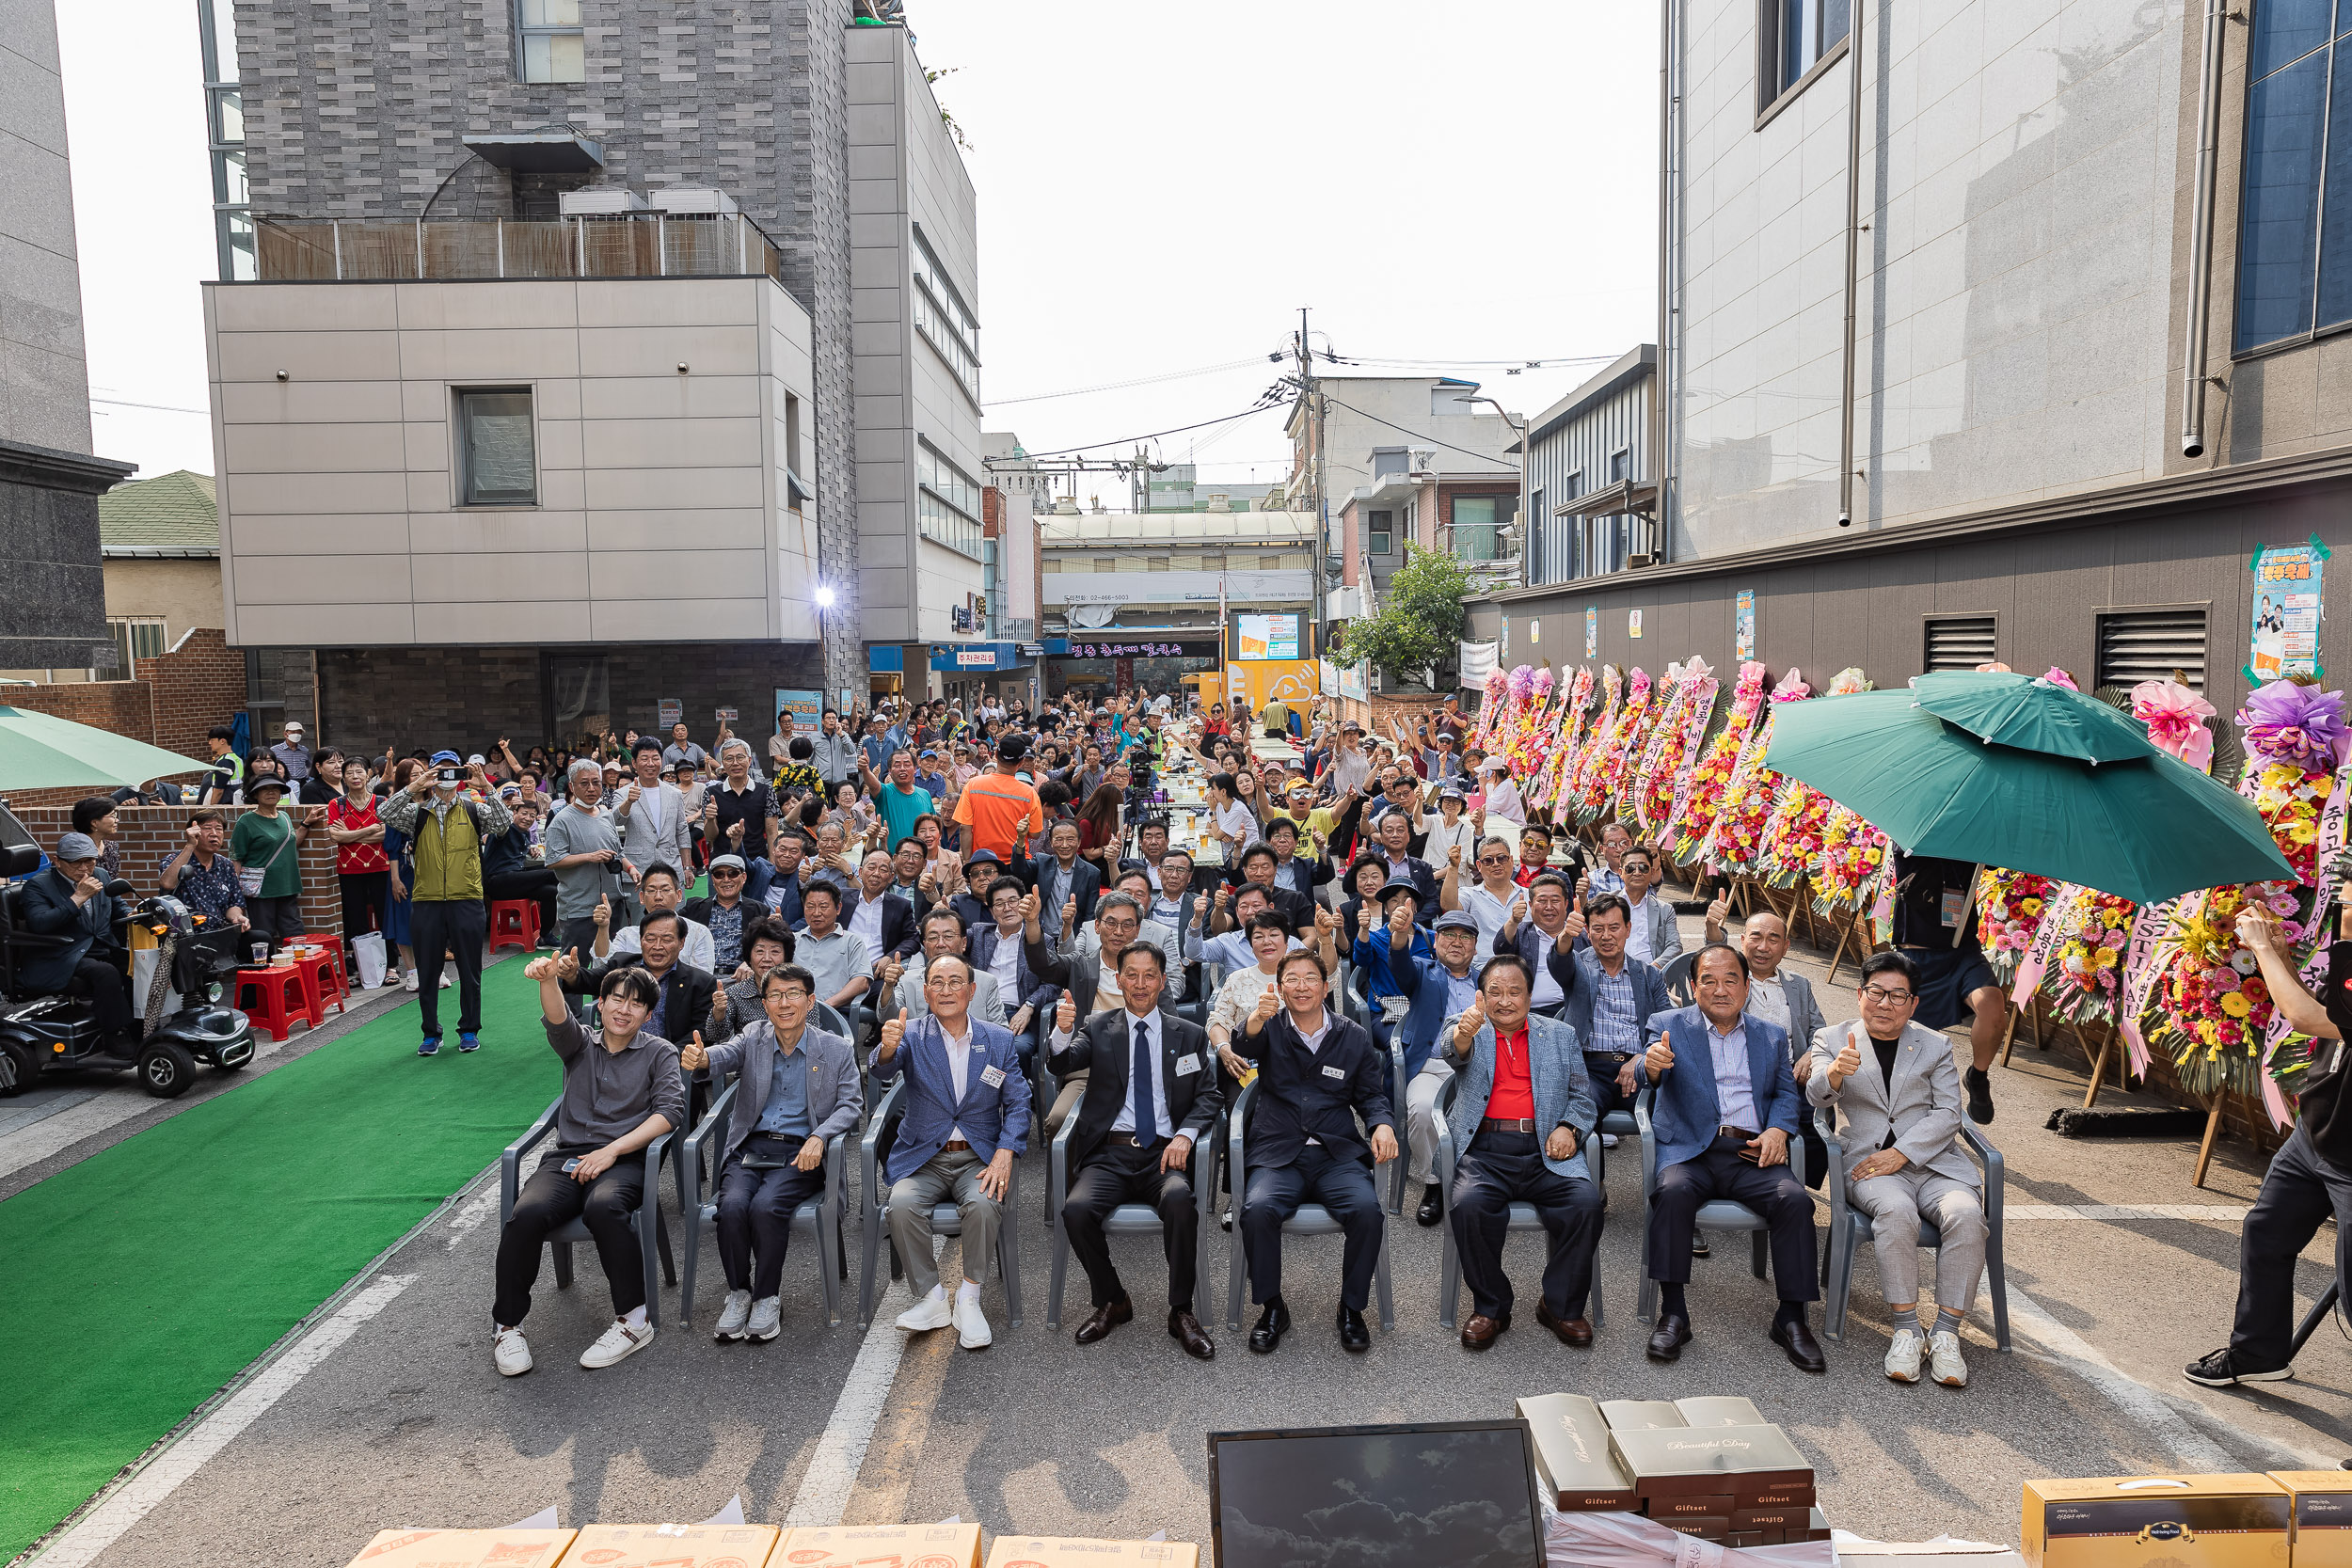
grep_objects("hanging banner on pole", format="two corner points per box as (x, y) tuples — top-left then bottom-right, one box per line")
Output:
(1735, 589), (1756, 661)
(2248, 536), (2328, 682)
(1458, 640), (1500, 689)
(1585, 607), (1598, 657)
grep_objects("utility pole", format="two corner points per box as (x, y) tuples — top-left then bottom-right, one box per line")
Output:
(1296, 306), (1327, 694)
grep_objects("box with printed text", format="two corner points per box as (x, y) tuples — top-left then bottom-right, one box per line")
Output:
(564, 1522), (782, 1568)
(776, 1522), (983, 1568)
(2022, 1475), (2291, 1568)
(981, 1535), (1198, 1568)
(341, 1528), (576, 1568)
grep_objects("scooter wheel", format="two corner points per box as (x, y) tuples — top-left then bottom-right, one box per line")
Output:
(0, 1039), (37, 1099)
(138, 1039), (199, 1100)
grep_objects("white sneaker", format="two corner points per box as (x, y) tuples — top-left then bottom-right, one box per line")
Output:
(439, 972), (453, 989)
(713, 1290), (752, 1342)
(748, 1295), (782, 1341)
(402, 971), (420, 992)
(1884, 1326), (1924, 1383)
(952, 1290), (993, 1350)
(578, 1317), (655, 1369)
(896, 1289), (954, 1333)
(492, 1326), (532, 1377)
(1929, 1329), (1968, 1387)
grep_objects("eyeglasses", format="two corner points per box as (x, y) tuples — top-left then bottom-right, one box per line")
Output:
(711, 867), (745, 879)
(1860, 986), (1916, 1005)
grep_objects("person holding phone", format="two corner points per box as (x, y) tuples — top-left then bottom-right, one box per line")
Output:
(377, 749), (514, 1055)
(1635, 942), (1822, 1371)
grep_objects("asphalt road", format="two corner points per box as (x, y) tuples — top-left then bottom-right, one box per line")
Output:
(16, 923), (2351, 1568)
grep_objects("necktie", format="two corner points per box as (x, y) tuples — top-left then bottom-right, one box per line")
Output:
(1131, 1019), (1156, 1140)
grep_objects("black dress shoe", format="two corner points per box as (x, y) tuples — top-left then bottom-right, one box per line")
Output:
(1692, 1233), (1710, 1258)
(1168, 1307), (1216, 1360)
(1338, 1305), (1372, 1353)
(1771, 1315), (1828, 1373)
(1646, 1312), (1692, 1363)
(1074, 1296), (1134, 1345)
(1417, 1187), (1445, 1227)
(1248, 1299), (1291, 1354)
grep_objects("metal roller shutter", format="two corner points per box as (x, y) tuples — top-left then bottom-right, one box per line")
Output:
(2095, 609), (2207, 692)
(1923, 615), (1997, 673)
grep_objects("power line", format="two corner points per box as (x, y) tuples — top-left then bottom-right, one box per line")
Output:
(994, 389), (1290, 461)
(91, 396), (211, 417)
(982, 353), (1279, 407)
(1312, 389), (1519, 469)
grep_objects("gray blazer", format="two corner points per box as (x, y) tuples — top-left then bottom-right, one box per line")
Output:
(894, 956), (1010, 1028)
(704, 1018), (864, 1167)
(1804, 1019), (1978, 1186)
(1750, 968), (1828, 1063)
(1441, 1012), (1597, 1180)
(614, 781), (694, 881)
(1628, 894), (1683, 965)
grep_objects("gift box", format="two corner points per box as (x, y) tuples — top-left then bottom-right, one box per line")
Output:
(2023, 1475), (2290, 1568)
(1609, 1424), (1815, 1512)
(778, 1522), (982, 1568)
(2270, 1473), (2352, 1568)
(341, 1529), (573, 1568)
(981, 1536), (1196, 1567)
(566, 1523), (781, 1566)
(1518, 1393), (1638, 1512)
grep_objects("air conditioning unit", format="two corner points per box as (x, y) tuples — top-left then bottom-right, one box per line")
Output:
(1627, 551), (1655, 569)
(559, 187), (648, 215)
(650, 186), (739, 215)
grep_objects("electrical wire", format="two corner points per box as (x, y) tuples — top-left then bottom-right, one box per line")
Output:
(91, 396), (211, 416)
(997, 389), (1291, 461)
(982, 354), (1280, 407)
(1313, 390), (1521, 469)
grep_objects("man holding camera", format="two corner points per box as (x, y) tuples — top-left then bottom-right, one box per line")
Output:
(378, 751), (513, 1055)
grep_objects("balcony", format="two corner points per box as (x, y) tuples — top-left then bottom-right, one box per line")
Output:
(250, 213), (786, 284)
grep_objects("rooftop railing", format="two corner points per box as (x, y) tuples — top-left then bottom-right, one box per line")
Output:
(251, 213), (786, 284)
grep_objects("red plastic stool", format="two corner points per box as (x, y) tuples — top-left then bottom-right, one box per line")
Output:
(288, 950), (345, 1019)
(489, 900), (542, 955)
(295, 934), (350, 1009)
(234, 965), (316, 1043)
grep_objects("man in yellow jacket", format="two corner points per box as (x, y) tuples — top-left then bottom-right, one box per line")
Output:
(380, 750), (514, 1056)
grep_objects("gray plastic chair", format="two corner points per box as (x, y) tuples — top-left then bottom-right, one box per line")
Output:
(1046, 1098), (1220, 1329)
(1660, 951), (1697, 1007)
(1819, 1107), (2010, 1350)
(1633, 1088), (1806, 1323)
(1223, 1078), (1395, 1331)
(499, 1097), (675, 1326)
(1432, 1072), (1605, 1330)
(675, 1070), (849, 1327)
(857, 1077), (1024, 1328)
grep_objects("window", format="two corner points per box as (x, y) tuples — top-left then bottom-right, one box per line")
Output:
(1149, 556), (1170, 571)
(1452, 496), (1502, 562)
(1094, 557), (1119, 573)
(1041, 557), (1063, 574)
(1371, 448), (1408, 480)
(1610, 448), (1630, 484)
(1762, 0), (1850, 105)
(2097, 609), (2209, 692)
(1923, 614), (1997, 673)
(1367, 509), (1393, 555)
(2233, 0), (2352, 353)
(457, 388), (537, 505)
(518, 0), (585, 84)
(106, 617), (166, 674)
(1199, 552), (1225, 572)
(916, 439), (983, 557)
(912, 227), (981, 403)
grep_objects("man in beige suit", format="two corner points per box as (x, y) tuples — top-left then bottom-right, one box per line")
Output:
(1805, 950), (1987, 1389)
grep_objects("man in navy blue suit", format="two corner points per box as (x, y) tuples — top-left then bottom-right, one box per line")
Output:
(1637, 942), (1824, 1371)
(875, 957), (1031, 1351)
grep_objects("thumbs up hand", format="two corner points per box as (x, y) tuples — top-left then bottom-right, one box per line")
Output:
(680, 1031), (708, 1072)
(1056, 991), (1077, 1035)
(879, 1006), (909, 1060)
(1645, 1033), (1676, 1079)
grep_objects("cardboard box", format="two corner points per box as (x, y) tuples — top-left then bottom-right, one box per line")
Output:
(1600, 1400), (1690, 1432)
(342, 1529), (575, 1568)
(1610, 1425), (1814, 1509)
(778, 1523), (983, 1568)
(981, 1537), (1197, 1568)
(1734, 1505), (1812, 1531)
(1836, 1539), (2022, 1568)
(566, 1523), (782, 1567)
(1677, 1398), (1767, 1429)
(1661, 1518), (1730, 1540)
(2273, 1473), (2352, 1568)
(1651, 1495), (1737, 1519)
(1518, 1393), (1639, 1512)
(2023, 1476), (2290, 1568)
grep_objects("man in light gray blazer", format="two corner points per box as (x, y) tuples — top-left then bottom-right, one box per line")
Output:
(681, 961), (864, 1344)
(890, 906), (1011, 1028)
(614, 738), (694, 920)
(1805, 949), (1987, 1390)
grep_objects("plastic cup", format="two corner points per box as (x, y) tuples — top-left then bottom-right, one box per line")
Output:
(251, 942), (270, 965)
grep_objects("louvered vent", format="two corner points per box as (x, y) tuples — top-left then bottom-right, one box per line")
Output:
(2096, 610), (2207, 693)
(1923, 615), (1997, 673)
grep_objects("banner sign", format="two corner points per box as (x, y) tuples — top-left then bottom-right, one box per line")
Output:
(2248, 535), (2328, 682)
(1060, 640), (1213, 659)
(2011, 883), (2090, 1004)
(1736, 589), (1756, 660)
(1661, 678), (1727, 842)
(1458, 639), (1500, 689)
(775, 689), (823, 734)
(2117, 896), (2183, 1078)
(1237, 613), (1301, 660)
(1585, 608), (1597, 657)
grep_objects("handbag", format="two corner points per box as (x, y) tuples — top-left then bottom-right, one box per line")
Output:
(237, 820), (295, 899)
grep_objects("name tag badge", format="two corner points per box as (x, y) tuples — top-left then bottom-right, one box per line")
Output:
(1174, 1053), (1202, 1077)
(1940, 888), (1967, 927)
(1321, 1063), (1347, 1081)
(979, 1065), (1007, 1088)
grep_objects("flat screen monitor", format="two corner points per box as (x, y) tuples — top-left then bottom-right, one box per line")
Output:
(1206, 1419), (1544, 1568)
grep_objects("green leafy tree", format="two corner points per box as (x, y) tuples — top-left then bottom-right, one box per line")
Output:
(1340, 544), (1472, 688)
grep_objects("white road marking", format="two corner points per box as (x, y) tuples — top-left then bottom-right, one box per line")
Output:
(784, 1240), (942, 1528)
(444, 1185), (501, 1249)
(2006, 1203), (2249, 1222)
(32, 1273), (418, 1568)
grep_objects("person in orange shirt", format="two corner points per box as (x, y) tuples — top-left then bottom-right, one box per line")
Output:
(952, 735), (1043, 870)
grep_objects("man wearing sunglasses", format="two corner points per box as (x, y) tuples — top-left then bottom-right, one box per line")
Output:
(684, 853), (756, 977)
(1806, 950), (1986, 1388)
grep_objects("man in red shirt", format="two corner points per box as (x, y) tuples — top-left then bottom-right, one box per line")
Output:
(1439, 952), (1603, 1352)
(1513, 823), (1559, 889)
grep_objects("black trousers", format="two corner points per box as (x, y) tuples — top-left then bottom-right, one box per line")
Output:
(1243, 1145), (1383, 1310)
(483, 868), (558, 945)
(408, 898), (486, 1037)
(246, 893), (304, 953)
(1585, 1053), (1637, 1121)
(494, 1148), (647, 1324)
(70, 955), (134, 1039)
(339, 871), (389, 945)
(715, 1138), (827, 1298)
(1648, 1133), (1819, 1301)
(1064, 1134), (1200, 1312)
(2231, 1124), (2352, 1370)
(1449, 1129), (1605, 1320)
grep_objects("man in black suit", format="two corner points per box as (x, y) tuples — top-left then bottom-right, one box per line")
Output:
(1217, 842), (1319, 935)
(1232, 951), (1398, 1354)
(1366, 806), (1441, 924)
(837, 850), (923, 965)
(560, 911), (720, 1119)
(1035, 818), (1103, 945)
(1045, 942), (1223, 1358)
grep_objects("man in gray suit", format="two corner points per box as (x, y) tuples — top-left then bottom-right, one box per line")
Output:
(681, 961), (864, 1344)
(888, 906), (1011, 1027)
(614, 737), (693, 922)
(1805, 950), (1987, 1389)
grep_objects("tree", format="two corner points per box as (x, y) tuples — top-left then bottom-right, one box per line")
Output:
(1340, 544), (1473, 689)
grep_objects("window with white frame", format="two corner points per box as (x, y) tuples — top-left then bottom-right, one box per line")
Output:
(912, 227), (981, 403)
(1367, 509), (1393, 556)
(917, 439), (984, 557)
(518, 0), (585, 84)
(106, 617), (167, 674)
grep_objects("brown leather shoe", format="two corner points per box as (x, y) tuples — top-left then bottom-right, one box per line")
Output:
(1168, 1307), (1216, 1360)
(1460, 1312), (1509, 1351)
(1537, 1302), (1594, 1346)
(1074, 1297), (1134, 1345)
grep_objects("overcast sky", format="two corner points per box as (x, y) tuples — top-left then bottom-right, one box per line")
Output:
(58, 0), (1661, 492)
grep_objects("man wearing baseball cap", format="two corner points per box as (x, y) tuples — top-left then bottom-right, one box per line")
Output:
(380, 751), (513, 1055)
(1384, 909), (1490, 1227)
(19, 832), (133, 1043)
(952, 734), (1042, 869)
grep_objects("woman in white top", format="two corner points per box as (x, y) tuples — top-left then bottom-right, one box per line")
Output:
(1420, 785), (1480, 869)
(1204, 770), (1262, 863)
(1480, 758), (1527, 826)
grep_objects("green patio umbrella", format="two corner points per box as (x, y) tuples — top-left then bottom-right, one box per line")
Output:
(1762, 683), (2293, 905)
(0, 706), (215, 795)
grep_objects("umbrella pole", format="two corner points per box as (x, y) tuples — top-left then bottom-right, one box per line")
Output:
(2193, 1095), (2226, 1189)
(2081, 1022), (2113, 1110)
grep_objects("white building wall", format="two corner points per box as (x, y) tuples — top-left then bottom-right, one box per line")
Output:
(203, 276), (818, 646)
(1673, 0), (2185, 553)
